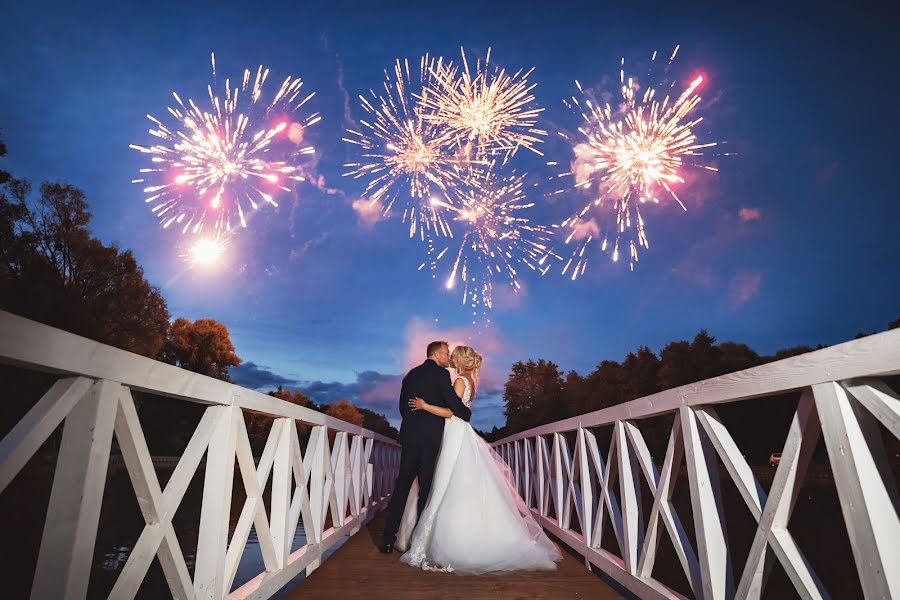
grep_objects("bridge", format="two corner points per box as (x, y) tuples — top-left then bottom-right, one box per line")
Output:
(1, 309), (898, 599)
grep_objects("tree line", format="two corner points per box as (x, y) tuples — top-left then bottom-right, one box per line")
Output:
(486, 323), (899, 463)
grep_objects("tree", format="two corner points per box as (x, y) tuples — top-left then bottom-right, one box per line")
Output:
(561, 370), (591, 419)
(716, 341), (761, 375)
(770, 345), (815, 361)
(159, 317), (241, 380)
(271, 386), (312, 408)
(586, 360), (626, 410)
(326, 399), (364, 427)
(503, 359), (564, 434)
(658, 330), (723, 390)
(0, 168), (169, 357)
(621, 346), (661, 401)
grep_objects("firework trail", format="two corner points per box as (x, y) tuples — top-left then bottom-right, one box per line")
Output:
(556, 46), (724, 275)
(344, 56), (465, 239)
(422, 166), (556, 315)
(131, 53), (320, 235)
(421, 47), (546, 161)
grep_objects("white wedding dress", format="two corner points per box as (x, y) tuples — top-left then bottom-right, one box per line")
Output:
(394, 377), (562, 574)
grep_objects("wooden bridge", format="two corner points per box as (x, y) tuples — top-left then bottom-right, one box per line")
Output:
(1, 309), (898, 599)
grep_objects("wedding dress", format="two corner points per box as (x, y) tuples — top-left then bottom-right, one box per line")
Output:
(394, 377), (562, 574)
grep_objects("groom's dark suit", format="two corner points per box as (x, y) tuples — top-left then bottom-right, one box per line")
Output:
(381, 359), (472, 548)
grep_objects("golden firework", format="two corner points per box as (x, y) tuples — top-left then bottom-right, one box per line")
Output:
(344, 56), (464, 239)
(558, 46), (724, 275)
(131, 53), (320, 235)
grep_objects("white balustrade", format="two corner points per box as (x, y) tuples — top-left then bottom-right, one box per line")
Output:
(492, 329), (900, 600)
(0, 311), (401, 600)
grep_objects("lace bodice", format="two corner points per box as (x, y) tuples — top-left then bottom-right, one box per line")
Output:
(458, 376), (473, 408)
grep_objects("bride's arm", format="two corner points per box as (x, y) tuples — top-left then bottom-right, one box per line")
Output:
(408, 397), (453, 418)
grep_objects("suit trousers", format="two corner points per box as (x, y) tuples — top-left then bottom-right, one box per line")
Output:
(381, 441), (440, 545)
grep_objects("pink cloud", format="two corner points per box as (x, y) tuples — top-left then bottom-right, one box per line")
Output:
(351, 198), (384, 230)
(739, 207), (762, 222)
(401, 318), (505, 394)
(728, 271), (762, 307)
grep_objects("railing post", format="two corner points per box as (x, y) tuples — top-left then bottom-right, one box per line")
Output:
(681, 406), (735, 600)
(813, 382), (900, 600)
(615, 421), (644, 575)
(31, 379), (119, 600)
(193, 404), (237, 599)
(270, 417), (294, 568)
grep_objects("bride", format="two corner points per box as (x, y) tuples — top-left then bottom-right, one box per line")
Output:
(394, 345), (562, 574)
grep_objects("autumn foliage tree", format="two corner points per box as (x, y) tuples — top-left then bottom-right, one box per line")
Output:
(159, 317), (241, 380)
(325, 399), (364, 427)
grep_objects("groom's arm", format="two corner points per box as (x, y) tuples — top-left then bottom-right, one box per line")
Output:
(399, 375), (411, 420)
(439, 370), (472, 422)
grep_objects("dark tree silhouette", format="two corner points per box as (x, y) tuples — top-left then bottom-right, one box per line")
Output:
(503, 359), (564, 434)
(0, 151), (169, 357)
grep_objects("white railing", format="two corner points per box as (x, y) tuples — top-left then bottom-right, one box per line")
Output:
(492, 329), (900, 600)
(0, 310), (401, 600)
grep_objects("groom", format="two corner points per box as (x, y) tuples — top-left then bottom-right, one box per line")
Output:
(379, 340), (472, 554)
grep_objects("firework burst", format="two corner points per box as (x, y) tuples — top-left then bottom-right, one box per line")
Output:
(344, 56), (464, 239)
(131, 53), (320, 235)
(422, 167), (556, 314)
(556, 46), (724, 276)
(421, 47), (546, 161)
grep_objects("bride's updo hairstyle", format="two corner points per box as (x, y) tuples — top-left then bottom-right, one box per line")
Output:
(451, 345), (483, 385)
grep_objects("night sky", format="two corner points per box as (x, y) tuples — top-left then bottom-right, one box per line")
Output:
(3, 1), (898, 430)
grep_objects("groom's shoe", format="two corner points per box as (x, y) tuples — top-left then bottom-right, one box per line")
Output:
(378, 541), (394, 554)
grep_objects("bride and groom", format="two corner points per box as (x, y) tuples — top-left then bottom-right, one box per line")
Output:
(379, 340), (561, 574)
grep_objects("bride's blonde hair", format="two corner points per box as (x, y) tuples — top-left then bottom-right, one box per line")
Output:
(451, 345), (483, 386)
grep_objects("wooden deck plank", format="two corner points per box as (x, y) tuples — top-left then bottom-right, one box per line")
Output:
(284, 512), (624, 599)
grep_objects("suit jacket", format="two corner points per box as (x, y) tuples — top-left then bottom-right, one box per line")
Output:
(397, 359), (472, 448)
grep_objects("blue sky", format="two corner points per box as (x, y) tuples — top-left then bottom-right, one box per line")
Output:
(3, 0), (898, 430)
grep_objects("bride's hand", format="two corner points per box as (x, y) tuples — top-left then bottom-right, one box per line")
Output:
(408, 397), (428, 411)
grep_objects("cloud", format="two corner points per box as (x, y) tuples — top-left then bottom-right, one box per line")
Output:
(738, 207), (762, 222)
(230, 362), (298, 390)
(728, 271), (762, 307)
(299, 370), (404, 409)
(351, 197), (385, 230)
(309, 173), (342, 196)
(571, 143), (598, 186)
(231, 360), (403, 412)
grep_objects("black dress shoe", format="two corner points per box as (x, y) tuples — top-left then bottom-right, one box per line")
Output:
(378, 542), (394, 554)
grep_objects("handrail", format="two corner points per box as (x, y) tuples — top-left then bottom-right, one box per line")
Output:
(0, 310), (401, 600)
(0, 310), (395, 443)
(491, 328), (900, 600)
(494, 327), (900, 445)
